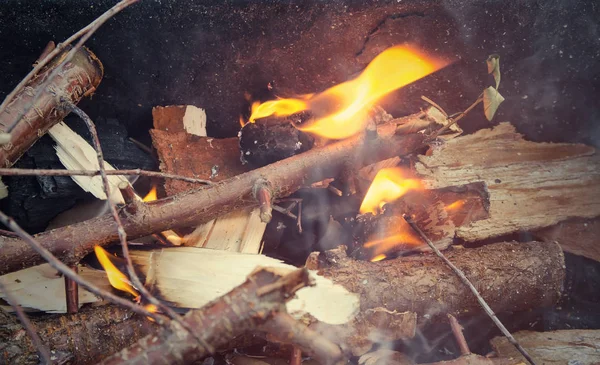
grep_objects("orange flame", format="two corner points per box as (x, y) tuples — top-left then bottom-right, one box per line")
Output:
(94, 246), (139, 298)
(140, 186), (183, 245)
(445, 199), (466, 211)
(144, 303), (159, 322)
(359, 168), (423, 215)
(246, 45), (449, 139)
(363, 218), (423, 259)
(142, 186), (157, 202)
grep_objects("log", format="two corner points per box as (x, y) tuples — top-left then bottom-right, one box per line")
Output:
(490, 329), (600, 364)
(535, 217), (600, 263)
(0, 46), (103, 168)
(0, 113), (431, 275)
(309, 241), (565, 324)
(415, 122), (600, 242)
(99, 268), (316, 365)
(0, 304), (157, 365)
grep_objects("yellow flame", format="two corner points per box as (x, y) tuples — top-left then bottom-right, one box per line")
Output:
(144, 303), (159, 322)
(363, 219), (423, 260)
(142, 186), (157, 202)
(445, 199), (466, 211)
(94, 246), (139, 298)
(370, 254), (387, 262)
(359, 168), (423, 215)
(246, 45), (449, 139)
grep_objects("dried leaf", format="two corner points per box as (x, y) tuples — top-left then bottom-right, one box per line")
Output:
(486, 54), (501, 89)
(483, 86), (505, 121)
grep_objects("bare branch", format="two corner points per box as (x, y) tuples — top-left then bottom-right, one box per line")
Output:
(0, 0), (140, 133)
(403, 215), (537, 365)
(0, 167), (214, 185)
(0, 209), (166, 323)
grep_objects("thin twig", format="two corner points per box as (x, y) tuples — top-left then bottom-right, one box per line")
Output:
(403, 215), (537, 365)
(0, 168), (214, 185)
(0, 209), (165, 323)
(448, 314), (470, 356)
(66, 102), (212, 350)
(428, 95), (483, 141)
(0, 0), (140, 133)
(0, 279), (52, 364)
(421, 95), (448, 117)
(65, 264), (79, 314)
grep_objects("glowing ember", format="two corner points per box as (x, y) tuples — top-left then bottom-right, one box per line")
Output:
(246, 45), (449, 139)
(359, 167), (423, 215)
(445, 199), (466, 211)
(142, 186), (157, 202)
(94, 246), (139, 298)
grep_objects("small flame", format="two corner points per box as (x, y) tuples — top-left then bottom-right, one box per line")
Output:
(363, 219), (423, 259)
(445, 199), (466, 211)
(94, 246), (139, 298)
(359, 168), (423, 215)
(144, 303), (159, 322)
(142, 186), (157, 202)
(370, 254), (387, 262)
(141, 186), (183, 245)
(246, 46), (449, 139)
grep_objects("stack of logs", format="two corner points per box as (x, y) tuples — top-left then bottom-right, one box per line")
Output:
(1, 32), (600, 365)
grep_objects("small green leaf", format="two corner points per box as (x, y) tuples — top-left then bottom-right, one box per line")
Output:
(483, 86), (505, 121)
(486, 54), (501, 89)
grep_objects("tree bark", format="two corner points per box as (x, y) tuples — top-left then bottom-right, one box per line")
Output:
(0, 46), (103, 168)
(0, 119), (427, 275)
(308, 241), (565, 324)
(0, 304), (156, 365)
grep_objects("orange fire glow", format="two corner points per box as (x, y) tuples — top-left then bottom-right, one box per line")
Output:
(94, 246), (139, 298)
(359, 167), (423, 215)
(370, 254), (387, 262)
(142, 186), (157, 202)
(445, 199), (466, 211)
(140, 186), (183, 245)
(246, 46), (449, 139)
(144, 303), (159, 321)
(363, 222), (423, 260)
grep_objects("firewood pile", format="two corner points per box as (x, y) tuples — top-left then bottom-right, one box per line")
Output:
(1, 2), (599, 365)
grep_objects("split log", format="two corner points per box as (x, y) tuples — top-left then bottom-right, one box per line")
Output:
(415, 122), (600, 242)
(490, 329), (600, 364)
(535, 217), (600, 263)
(0, 46), (103, 168)
(0, 113), (430, 275)
(308, 241), (564, 324)
(0, 304), (157, 365)
(99, 267), (317, 365)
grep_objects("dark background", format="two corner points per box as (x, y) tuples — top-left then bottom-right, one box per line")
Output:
(1, 0), (599, 145)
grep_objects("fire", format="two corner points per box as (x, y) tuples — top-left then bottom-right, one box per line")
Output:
(143, 303), (159, 322)
(246, 45), (449, 139)
(94, 246), (139, 298)
(359, 168), (423, 215)
(363, 222), (423, 259)
(142, 186), (157, 202)
(370, 254), (387, 262)
(140, 186), (183, 246)
(445, 199), (466, 211)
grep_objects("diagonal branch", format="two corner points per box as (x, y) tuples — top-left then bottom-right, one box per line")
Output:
(0, 168), (214, 185)
(403, 215), (537, 365)
(0, 112), (431, 275)
(0, 0), (140, 133)
(65, 102), (212, 349)
(0, 209), (165, 323)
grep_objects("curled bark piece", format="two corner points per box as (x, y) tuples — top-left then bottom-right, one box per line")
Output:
(0, 46), (103, 168)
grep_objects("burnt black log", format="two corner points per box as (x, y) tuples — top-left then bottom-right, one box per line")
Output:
(239, 112), (314, 168)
